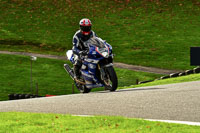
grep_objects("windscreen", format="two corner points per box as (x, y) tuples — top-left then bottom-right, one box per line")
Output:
(85, 37), (105, 48)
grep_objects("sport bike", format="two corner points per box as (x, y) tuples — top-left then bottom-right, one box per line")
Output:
(64, 37), (118, 93)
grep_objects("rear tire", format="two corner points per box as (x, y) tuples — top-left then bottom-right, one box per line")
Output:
(104, 66), (118, 91)
(81, 86), (91, 93)
(75, 82), (91, 93)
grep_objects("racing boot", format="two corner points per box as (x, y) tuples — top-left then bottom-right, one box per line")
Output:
(74, 65), (80, 81)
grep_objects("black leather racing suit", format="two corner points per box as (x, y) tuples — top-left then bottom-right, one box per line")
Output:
(72, 30), (97, 78)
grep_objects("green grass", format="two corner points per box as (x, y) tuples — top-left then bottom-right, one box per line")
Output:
(0, 0), (200, 70)
(0, 53), (161, 101)
(1, 1), (200, 132)
(0, 112), (200, 133)
(122, 73), (200, 89)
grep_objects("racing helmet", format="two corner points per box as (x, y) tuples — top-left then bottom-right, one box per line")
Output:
(79, 18), (92, 35)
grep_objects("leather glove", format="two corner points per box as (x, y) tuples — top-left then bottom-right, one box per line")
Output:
(79, 50), (88, 56)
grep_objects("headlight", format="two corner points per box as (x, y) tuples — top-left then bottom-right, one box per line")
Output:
(102, 52), (109, 58)
(96, 46), (110, 58)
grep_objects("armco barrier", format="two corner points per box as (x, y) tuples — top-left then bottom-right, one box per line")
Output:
(160, 75), (170, 80)
(194, 67), (200, 73)
(138, 80), (154, 84)
(185, 70), (194, 75)
(179, 72), (186, 76)
(8, 94), (43, 100)
(138, 66), (200, 85)
(170, 73), (180, 78)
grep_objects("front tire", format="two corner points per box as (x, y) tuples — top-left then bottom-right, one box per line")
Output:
(104, 66), (118, 91)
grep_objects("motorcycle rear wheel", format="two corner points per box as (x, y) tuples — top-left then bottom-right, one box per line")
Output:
(75, 82), (91, 93)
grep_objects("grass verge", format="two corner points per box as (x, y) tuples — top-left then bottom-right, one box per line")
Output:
(0, 112), (200, 133)
(0, 53), (161, 101)
(0, 0), (200, 70)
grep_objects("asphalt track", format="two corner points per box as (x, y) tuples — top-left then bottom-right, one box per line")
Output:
(0, 81), (200, 122)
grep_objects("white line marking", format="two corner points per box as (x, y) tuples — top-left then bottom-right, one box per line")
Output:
(72, 115), (200, 126)
(146, 119), (200, 126)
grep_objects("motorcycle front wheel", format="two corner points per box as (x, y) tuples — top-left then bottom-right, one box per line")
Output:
(103, 66), (118, 91)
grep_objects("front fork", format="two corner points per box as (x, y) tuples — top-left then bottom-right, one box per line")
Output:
(98, 63), (113, 86)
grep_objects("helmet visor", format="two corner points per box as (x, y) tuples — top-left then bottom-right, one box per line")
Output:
(80, 26), (91, 32)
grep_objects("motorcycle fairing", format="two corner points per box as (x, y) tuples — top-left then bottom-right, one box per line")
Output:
(67, 37), (113, 89)
(66, 50), (75, 64)
(81, 60), (101, 86)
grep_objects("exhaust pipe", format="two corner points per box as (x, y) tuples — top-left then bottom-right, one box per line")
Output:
(64, 64), (74, 80)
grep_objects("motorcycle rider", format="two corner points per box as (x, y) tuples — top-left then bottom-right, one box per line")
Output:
(72, 18), (97, 81)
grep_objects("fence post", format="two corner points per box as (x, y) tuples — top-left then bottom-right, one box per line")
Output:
(30, 58), (33, 94)
(30, 56), (37, 94)
(136, 79), (139, 85)
(72, 83), (74, 94)
(35, 82), (38, 96)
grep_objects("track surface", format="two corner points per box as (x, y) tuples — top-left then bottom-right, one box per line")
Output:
(0, 81), (200, 122)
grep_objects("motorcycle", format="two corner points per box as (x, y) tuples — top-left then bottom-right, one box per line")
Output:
(64, 37), (118, 93)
